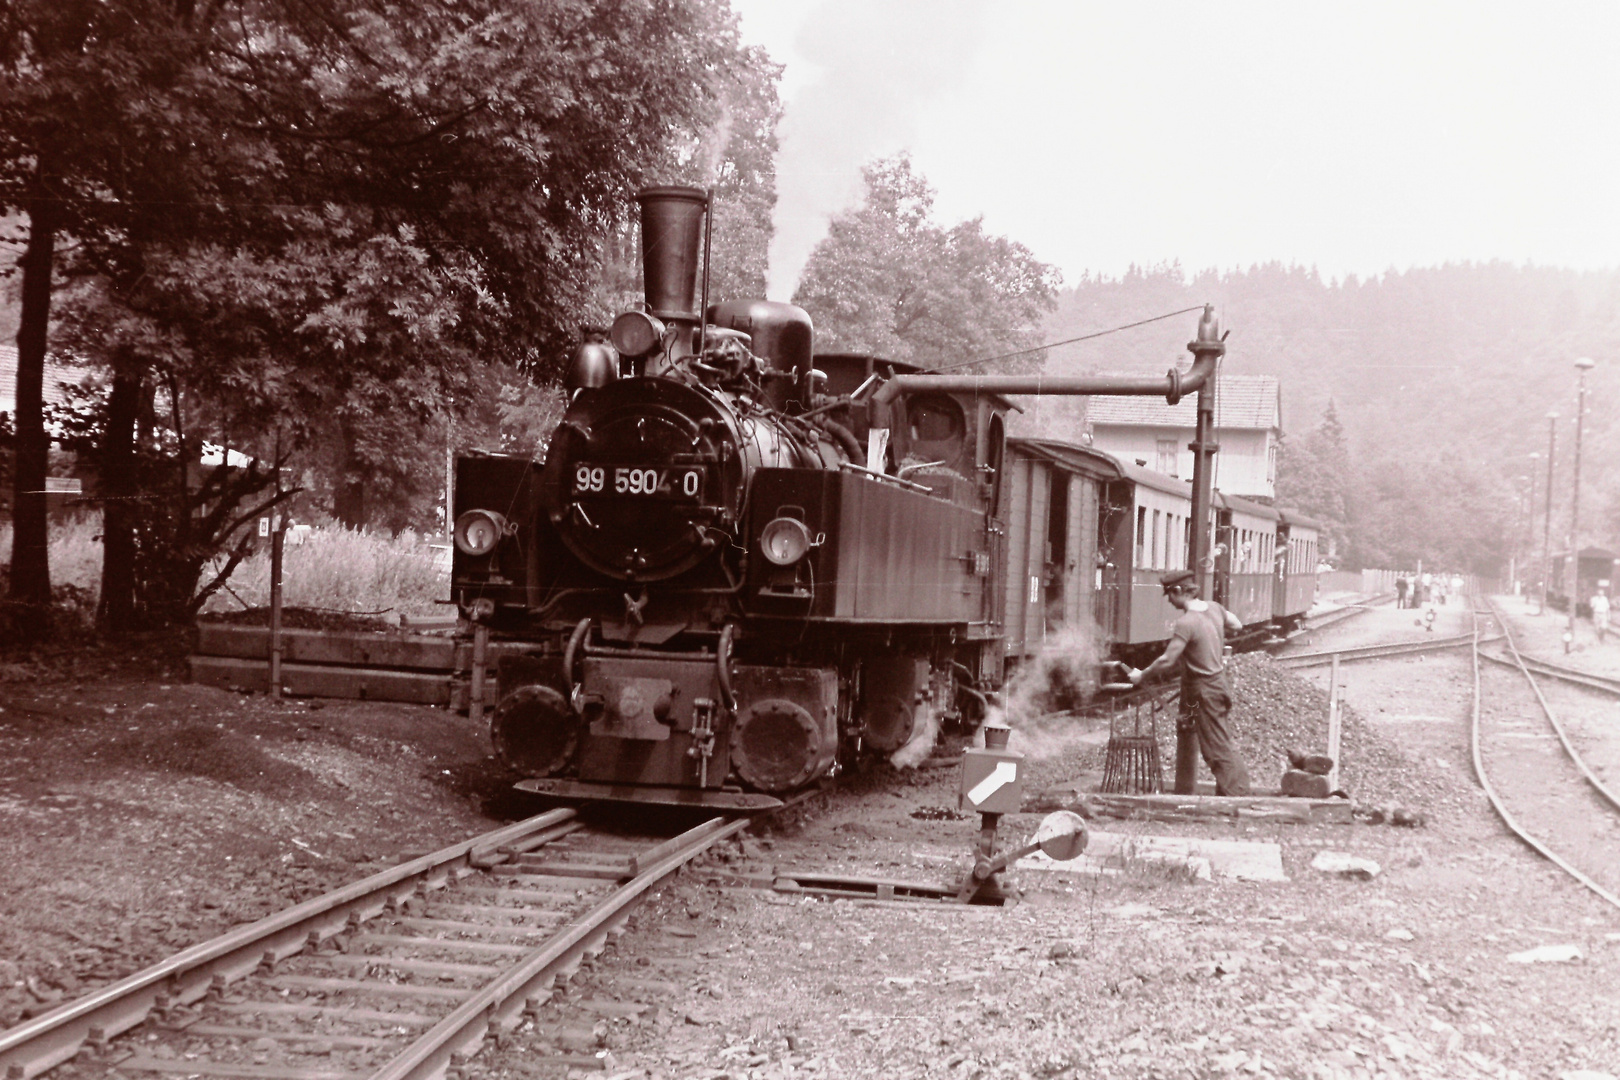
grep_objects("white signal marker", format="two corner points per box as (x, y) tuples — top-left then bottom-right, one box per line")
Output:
(967, 761), (1018, 806)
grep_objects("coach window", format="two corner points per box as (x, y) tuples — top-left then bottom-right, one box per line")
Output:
(1135, 505), (1147, 567)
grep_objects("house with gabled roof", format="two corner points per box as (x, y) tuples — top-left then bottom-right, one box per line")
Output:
(1085, 374), (1282, 500)
(0, 343), (92, 417)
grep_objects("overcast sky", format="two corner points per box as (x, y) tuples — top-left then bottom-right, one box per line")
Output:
(732, 0), (1620, 299)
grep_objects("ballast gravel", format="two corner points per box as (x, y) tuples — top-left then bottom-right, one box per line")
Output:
(0, 597), (1616, 1080)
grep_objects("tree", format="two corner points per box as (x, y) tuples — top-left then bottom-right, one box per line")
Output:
(3, 0), (766, 629)
(1275, 400), (1351, 560)
(793, 155), (1060, 368)
(589, 44), (782, 321)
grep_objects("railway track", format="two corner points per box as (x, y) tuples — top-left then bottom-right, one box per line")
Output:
(0, 809), (748, 1080)
(1478, 649), (1620, 697)
(1471, 597), (1620, 912)
(1275, 631), (1492, 668)
(1300, 594), (1391, 633)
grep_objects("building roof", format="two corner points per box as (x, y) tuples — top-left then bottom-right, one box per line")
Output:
(1086, 374), (1281, 431)
(0, 346), (86, 414)
(0, 345), (94, 414)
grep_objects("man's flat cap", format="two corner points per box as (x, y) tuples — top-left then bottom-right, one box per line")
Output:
(1160, 569), (1196, 589)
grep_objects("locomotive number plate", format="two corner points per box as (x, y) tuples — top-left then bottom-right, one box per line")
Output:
(573, 463), (704, 501)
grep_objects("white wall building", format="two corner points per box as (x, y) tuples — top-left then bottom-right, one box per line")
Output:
(1086, 375), (1282, 500)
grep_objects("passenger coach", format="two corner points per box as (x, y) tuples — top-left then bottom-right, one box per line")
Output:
(1004, 437), (1320, 669)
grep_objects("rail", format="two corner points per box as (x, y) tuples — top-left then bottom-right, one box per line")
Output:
(1470, 596), (1620, 912)
(1304, 593), (1394, 631)
(1478, 650), (1620, 697)
(1276, 632), (1495, 668)
(0, 810), (747, 1080)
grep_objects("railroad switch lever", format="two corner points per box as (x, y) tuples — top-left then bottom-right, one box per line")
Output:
(955, 809), (1089, 905)
(956, 725), (1087, 903)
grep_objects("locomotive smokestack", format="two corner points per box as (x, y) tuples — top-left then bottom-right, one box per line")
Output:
(637, 186), (708, 321)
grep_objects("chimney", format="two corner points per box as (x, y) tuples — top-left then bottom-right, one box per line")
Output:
(637, 187), (708, 322)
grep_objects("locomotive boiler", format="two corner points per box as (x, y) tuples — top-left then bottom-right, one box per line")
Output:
(452, 186), (1226, 808)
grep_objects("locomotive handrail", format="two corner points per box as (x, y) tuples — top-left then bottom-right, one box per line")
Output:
(562, 616), (591, 689)
(838, 460), (934, 493)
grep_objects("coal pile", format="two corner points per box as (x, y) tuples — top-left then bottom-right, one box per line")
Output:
(1019, 654), (1475, 816)
(1227, 654), (1473, 813)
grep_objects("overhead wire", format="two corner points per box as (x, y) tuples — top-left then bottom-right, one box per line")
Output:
(923, 304), (1209, 374)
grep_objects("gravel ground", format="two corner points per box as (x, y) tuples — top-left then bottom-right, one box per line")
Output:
(2, 603), (1618, 1080)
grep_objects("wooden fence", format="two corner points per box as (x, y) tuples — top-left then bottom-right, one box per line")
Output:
(188, 623), (516, 711)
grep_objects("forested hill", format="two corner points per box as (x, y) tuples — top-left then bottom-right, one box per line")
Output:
(1028, 263), (1620, 574)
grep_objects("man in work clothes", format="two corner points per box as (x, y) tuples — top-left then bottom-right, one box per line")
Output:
(1125, 569), (1251, 796)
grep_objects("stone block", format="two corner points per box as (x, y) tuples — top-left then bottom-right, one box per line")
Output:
(1280, 769), (1333, 798)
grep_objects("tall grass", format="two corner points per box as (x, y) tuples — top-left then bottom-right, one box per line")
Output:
(1, 518), (449, 619)
(199, 526), (449, 618)
(0, 513), (104, 601)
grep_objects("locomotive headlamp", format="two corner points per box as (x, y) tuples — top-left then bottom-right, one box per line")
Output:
(610, 310), (666, 358)
(454, 509), (508, 557)
(759, 516), (812, 566)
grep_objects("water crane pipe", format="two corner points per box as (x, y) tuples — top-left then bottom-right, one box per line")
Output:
(869, 304), (1224, 409)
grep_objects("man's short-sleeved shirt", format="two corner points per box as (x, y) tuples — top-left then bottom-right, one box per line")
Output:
(1171, 602), (1229, 677)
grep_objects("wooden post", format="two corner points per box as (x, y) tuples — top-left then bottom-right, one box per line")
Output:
(269, 430), (285, 700)
(469, 622), (489, 724)
(269, 518), (285, 700)
(1326, 653), (1342, 791)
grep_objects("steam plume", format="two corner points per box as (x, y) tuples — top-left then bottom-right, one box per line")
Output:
(767, 0), (992, 300)
(889, 702), (940, 769)
(988, 623), (1105, 761)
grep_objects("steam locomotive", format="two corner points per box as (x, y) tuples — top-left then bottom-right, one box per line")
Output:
(449, 186), (1315, 809)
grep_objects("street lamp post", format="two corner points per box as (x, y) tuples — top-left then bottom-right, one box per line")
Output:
(1566, 358), (1596, 652)
(1526, 452), (1539, 599)
(1541, 411), (1558, 615)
